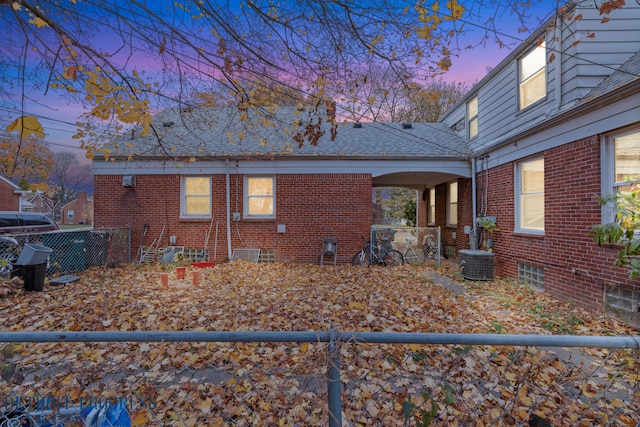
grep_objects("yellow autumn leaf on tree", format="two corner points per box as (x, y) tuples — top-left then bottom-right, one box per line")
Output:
(62, 66), (78, 81)
(6, 116), (45, 139)
(29, 16), (48, 28)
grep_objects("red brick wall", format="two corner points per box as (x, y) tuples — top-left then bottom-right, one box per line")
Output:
(94, 173), (373, 264)
(431, 178), (473, 259)
(477, 136), (637, 312)
(0, 180), (20, 211)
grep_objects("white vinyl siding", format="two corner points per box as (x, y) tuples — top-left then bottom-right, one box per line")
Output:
(181, 176), (211, 218)
(519, 41), (546, 109)
(515, 157), (544, 233)
(244, 176), (275, 218)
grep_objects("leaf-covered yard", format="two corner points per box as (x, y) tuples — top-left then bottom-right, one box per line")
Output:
(0, 262), (638, 426)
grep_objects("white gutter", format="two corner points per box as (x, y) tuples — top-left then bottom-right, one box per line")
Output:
(225, 159), (232, 260)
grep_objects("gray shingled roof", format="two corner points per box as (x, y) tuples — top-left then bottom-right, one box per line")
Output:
(580, 51), (640, 103)
(106, 107), (469, 159)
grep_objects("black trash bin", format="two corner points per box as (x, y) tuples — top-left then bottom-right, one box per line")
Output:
(20, 263), (48, 292)
(15, 244), (53, 292)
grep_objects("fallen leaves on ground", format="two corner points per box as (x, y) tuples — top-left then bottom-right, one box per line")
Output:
(0, 262), (638, 426)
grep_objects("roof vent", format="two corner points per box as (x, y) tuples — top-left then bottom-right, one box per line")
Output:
(353, 122), (363, 128)
(402, 122), (412, 129)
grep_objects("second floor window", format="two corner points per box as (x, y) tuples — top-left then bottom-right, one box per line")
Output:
(519, 41), (546, 110)
(467, 96), (478, 139)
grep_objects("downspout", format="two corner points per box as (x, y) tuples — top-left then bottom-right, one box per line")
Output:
(471, 157), (478, 250)
(415, 190), (419, 228)
(226, 159), (232, 260)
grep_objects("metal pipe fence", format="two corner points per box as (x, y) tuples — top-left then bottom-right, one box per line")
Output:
(1, 330), (639, 426)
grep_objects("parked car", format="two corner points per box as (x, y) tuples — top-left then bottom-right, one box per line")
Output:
(0, 211), (59, 234)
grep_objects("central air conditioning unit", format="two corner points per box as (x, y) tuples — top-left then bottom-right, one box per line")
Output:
(459, 249), (494, 281)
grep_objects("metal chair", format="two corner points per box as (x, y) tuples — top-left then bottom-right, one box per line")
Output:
(320, 237), (338, 265)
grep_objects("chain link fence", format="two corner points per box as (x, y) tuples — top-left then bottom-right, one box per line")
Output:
(0, 331), (638, 426)
(371, 226), (442, 267)
(0, 227), (130, 277)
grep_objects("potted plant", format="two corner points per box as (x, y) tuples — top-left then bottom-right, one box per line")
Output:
(477, 217), (499, 251)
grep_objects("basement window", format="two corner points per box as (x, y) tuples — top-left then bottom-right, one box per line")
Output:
(518, 262), (544, 290)
(605, 285), (640, 313)
(258, 249), (276, 263)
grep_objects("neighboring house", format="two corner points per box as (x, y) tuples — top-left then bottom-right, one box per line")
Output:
(440, 2), (640, 319)
(0, 175), (28, 211)
(92, 106), (470, 265)
(62, 191), (94, 225)
(24, 191), (56, 217)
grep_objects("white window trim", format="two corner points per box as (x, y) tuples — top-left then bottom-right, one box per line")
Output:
(244, 176), (276, 219)
(67, 210), (74, 219)
(601, 128), (640, 226)
(446, 181), (458, 227)
(518, 41), (547, 110)
(514, 156), (545, 235)
(180, 176), (212, 219)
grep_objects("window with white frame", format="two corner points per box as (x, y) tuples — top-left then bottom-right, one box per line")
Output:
(467, 96), (478, 139)
(181, 176), (211, 218)
(602, 129), (640, 224)
(428, 187), (436, 225)
(515, 156), (544, 232)
(244, 176), (275, 218)
(447, 181), (458, 226)
(519, 41), (546, 109)
(67, 210), (74, 220)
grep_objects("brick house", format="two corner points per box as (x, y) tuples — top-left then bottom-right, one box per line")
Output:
(440, 2), (640, 320)
(92, 108), (470, 264)
(0, 175), (28, 211)
(24, 191), (57, 217)
(61, 191), (93, 225)
(93, 1), (639, 319)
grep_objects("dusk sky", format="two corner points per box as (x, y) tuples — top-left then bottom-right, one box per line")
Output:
(1, 0), (561, 157)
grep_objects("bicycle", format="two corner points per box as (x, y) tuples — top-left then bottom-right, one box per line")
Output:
(391, 236), (426, 265)
(352, 235), (404, 267)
